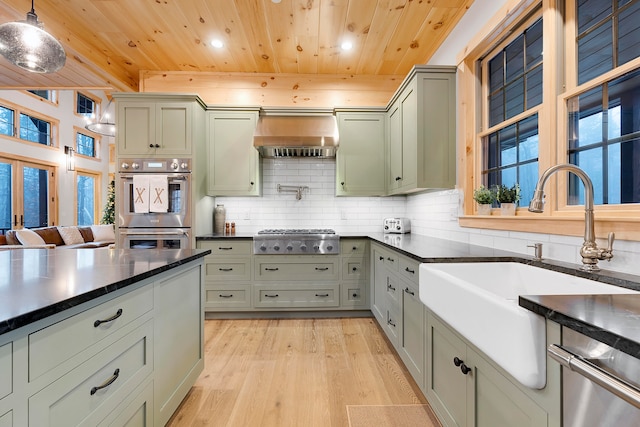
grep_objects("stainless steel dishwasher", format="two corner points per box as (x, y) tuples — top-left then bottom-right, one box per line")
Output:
(549, 328), (640, 426)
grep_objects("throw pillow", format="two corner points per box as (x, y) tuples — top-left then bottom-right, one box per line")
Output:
(91, 224), (116, 242)
(57, 226), (85, 245)
(15, 229), (46, 246)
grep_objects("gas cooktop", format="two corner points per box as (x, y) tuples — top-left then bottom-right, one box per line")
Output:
(257, 228), (336, 235)
(253, 229), (339, 254)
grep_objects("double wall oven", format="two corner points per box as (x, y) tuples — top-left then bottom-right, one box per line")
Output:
(118, 158), (192, 249)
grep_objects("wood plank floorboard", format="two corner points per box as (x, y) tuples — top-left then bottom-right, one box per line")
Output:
(167, 318), (428, 427)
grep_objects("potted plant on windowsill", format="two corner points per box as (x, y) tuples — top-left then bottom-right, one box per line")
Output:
(473, 185), (495, 215)
(495, 184), (520, 216)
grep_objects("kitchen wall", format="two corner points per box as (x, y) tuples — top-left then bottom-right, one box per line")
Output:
(213, 158), (405, 234)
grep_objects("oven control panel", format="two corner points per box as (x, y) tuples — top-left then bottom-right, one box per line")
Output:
(119, 158), (191, 173)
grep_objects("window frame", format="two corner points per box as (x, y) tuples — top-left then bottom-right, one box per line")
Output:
(74, 126), (101, 160)
(74, 91), (101, 120)
(458, 0), (640, 241)
(24, 90), (58, 105)
(74, 169), (100, 226)
(0, 98), (59, 150)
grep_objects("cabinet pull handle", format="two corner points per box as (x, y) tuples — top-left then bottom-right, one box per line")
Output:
(387, 257), (395, 262)
(395, 176), (402, 181)
(405, 267), (415, 274)
(453, 357), (463, 367)
(341, 182), (345, 186)
(352, 267), (358, 272)
(352, 292), (359, 298)
(94, 308), (123, 327)
(387, 284), (396, 292)
(460, 364), (472, 375)
(90, 368), (120, 395)
(315, 293), (329, 297)
(315, 267), (329, 271)
(404, 287), (415, 296)
(264, 294), (279, 298)
(379, 256), (384, 260)
(352, 246), (357, 251)
(155, 143), (160, 148)
(219, 247), (233, 250)
(219, 294), (234, 298)
(219, 268), (233, 272)
(13, 214), (17, 226)
(250, 181), (254, 186)
(387, 318), (396, 327)
(149, 144), (154, 148)
(265, 267), (279, 271)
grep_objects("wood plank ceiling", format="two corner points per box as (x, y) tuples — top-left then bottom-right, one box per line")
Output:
(0, 0), (473, 104)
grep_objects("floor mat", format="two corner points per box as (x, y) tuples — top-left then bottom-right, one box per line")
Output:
(347, 404), (441, 427)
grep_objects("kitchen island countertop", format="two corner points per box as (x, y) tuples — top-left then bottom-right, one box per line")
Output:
(0, 248), (210, 335)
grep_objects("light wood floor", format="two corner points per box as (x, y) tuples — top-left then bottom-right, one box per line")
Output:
(167, 317), (429, 427)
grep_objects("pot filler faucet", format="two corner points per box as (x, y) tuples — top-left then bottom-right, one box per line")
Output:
(528, 164), (614, 272)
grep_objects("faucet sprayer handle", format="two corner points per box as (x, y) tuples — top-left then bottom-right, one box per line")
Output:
(607, 232), (615, 254)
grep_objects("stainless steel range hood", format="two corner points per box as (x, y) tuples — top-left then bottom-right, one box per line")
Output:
(253, 115), (339, 158)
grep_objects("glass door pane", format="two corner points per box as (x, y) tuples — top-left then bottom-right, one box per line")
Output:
(77, 174), (95, 225)
(0, 160), (12, 234)
(22, 165), (49, 228)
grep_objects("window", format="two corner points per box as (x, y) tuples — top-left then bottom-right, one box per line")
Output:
(0, 105), (14, 137)
(77, 172), (98, 226)
(0, 156), (56, 233)
(76, 92), (96, 117)
(19, 113), (51, 145)
(28, 90), (51, 100)
(480, 14), (543, 208)
(76, 132), (96, 157)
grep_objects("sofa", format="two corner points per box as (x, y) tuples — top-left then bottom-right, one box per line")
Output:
(2, 225), (116, 249)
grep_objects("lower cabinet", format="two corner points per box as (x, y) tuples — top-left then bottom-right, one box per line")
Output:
(426, 312), (560, 427)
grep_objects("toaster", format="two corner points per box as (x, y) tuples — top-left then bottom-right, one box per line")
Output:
(383, 217), (411, 234)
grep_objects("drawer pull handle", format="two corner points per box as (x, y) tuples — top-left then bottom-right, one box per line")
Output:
(219, 247), (233, 250)
(265, 267), (279, 271)
(264, 294), (279, 298)
(404, 287), (415, 296)
(219, 294), (234, 298)
(405, 267), (415, 274)
(379, 256), (384, 260)
(90, 368), (120, 395)
(387, 257), (395, 262)
(352, 267), (358, 272)
(219, 267), (233, 272)
(315, 267), (329, 271)
(387, 318), (396, 327)
(315, 293), (330, 297)
(387, 284), (396, 292)
(94, 308), (123, 327)
(352, 246), (358, 251)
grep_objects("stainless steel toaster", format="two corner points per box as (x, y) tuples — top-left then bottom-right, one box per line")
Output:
(383, 217), (411, 234)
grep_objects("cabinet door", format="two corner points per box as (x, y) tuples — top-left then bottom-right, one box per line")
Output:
(156, 102), (192, 155)
(388, 101), (402, 192)
(398, 83), (417, 192)
(117, 102), (155, 156)
(336, 112), (386, 196)
(371, 247), (388, 323)
(400, 281), (425, 391)
(468, 347), (548, 427)
(207, 111), (260, 196)
(427, 312), (469, 427)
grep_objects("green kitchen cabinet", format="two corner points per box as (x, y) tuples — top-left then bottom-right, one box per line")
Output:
(335, 111), (386, 196)
(206, 110), (261, 196)
(114, 93), (205, 157)
(426, 311), (561, 427)
(386, 65), (456, 195)
(340, 239), (369, 308)
(399, 277), (425, 391)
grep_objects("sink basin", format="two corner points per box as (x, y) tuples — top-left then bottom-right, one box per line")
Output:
(419, 262), (638, 389)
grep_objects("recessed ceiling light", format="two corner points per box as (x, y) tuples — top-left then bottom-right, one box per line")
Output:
(211, 39), (224, 48)
(341, 41), (353, 50)
(272, 0), (282, 3)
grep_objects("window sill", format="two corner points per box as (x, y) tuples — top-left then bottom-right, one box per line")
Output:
(459, 214), (640, 241)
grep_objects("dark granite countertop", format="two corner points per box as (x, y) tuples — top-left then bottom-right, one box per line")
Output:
(0, 248), (210, 335)
(197, 231), (640, 356)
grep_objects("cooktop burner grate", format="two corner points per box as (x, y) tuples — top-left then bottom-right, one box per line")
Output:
(257, 228), (336, 235)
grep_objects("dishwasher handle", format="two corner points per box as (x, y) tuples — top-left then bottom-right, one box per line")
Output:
(548, 344), (640, 409)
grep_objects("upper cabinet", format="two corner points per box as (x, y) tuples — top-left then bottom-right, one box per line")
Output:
(114, 93), (205, 157)
(335, 110), (386, 196)
(206, 110), (261, 197)
(386, 66), (457, 195)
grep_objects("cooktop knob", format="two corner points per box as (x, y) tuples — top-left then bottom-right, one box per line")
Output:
(286, 245), (293, 251)
(180, 162), (189, 170)
(120, 162), (129, 169)
(260, 245), (267, 251)
(300, 245), (307, 251)
(171, 162), (179, 170)
(273, 245), (280, 251)
(131, 162), (140, 170)
(327, 245), (333, 251)
(313, 245), (320, 251)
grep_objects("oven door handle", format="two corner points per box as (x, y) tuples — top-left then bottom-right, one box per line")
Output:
(123, 231), (188, 236)
(119, 174), (188, 180)
(548, 344), (640, 409)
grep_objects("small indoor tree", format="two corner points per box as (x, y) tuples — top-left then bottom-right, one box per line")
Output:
(100, 180), (115, 225)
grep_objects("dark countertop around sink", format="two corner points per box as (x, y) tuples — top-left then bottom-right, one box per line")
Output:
(197, 232), (640, 358)
(0, 248), (210, 336)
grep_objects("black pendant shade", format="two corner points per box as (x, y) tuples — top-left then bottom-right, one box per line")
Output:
(0, 3), (66, 73)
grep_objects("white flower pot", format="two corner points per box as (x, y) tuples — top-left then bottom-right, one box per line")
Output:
(500, 203), (517, 216)
(477, 203), (492, 215)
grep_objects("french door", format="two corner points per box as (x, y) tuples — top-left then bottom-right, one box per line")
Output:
(0, 156), (56, 233)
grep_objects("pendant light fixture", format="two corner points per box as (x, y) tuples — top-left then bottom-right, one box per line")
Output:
(0, 0), (66, 73)
(85, 98), (116, 137)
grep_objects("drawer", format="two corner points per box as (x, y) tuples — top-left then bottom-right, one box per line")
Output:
(386, 273), (401, 304)
(341, 239), (368, 255)
(29, 320), (153, 427)
(255, 257), (339, 281)
(373, 246), (399, 272)
(398, 257), (419, 285)
(198, 240), (252, 256)
(0, 343), (11, 400)
(98, 379), (153, 427)
(205, 284), (252, 309)
(342, 257), (367, 281)
(204, 257), (251, 282)
(341, 284), (367, 308)
(29, 285), (153, 382)
(254, 284), (340, 308)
